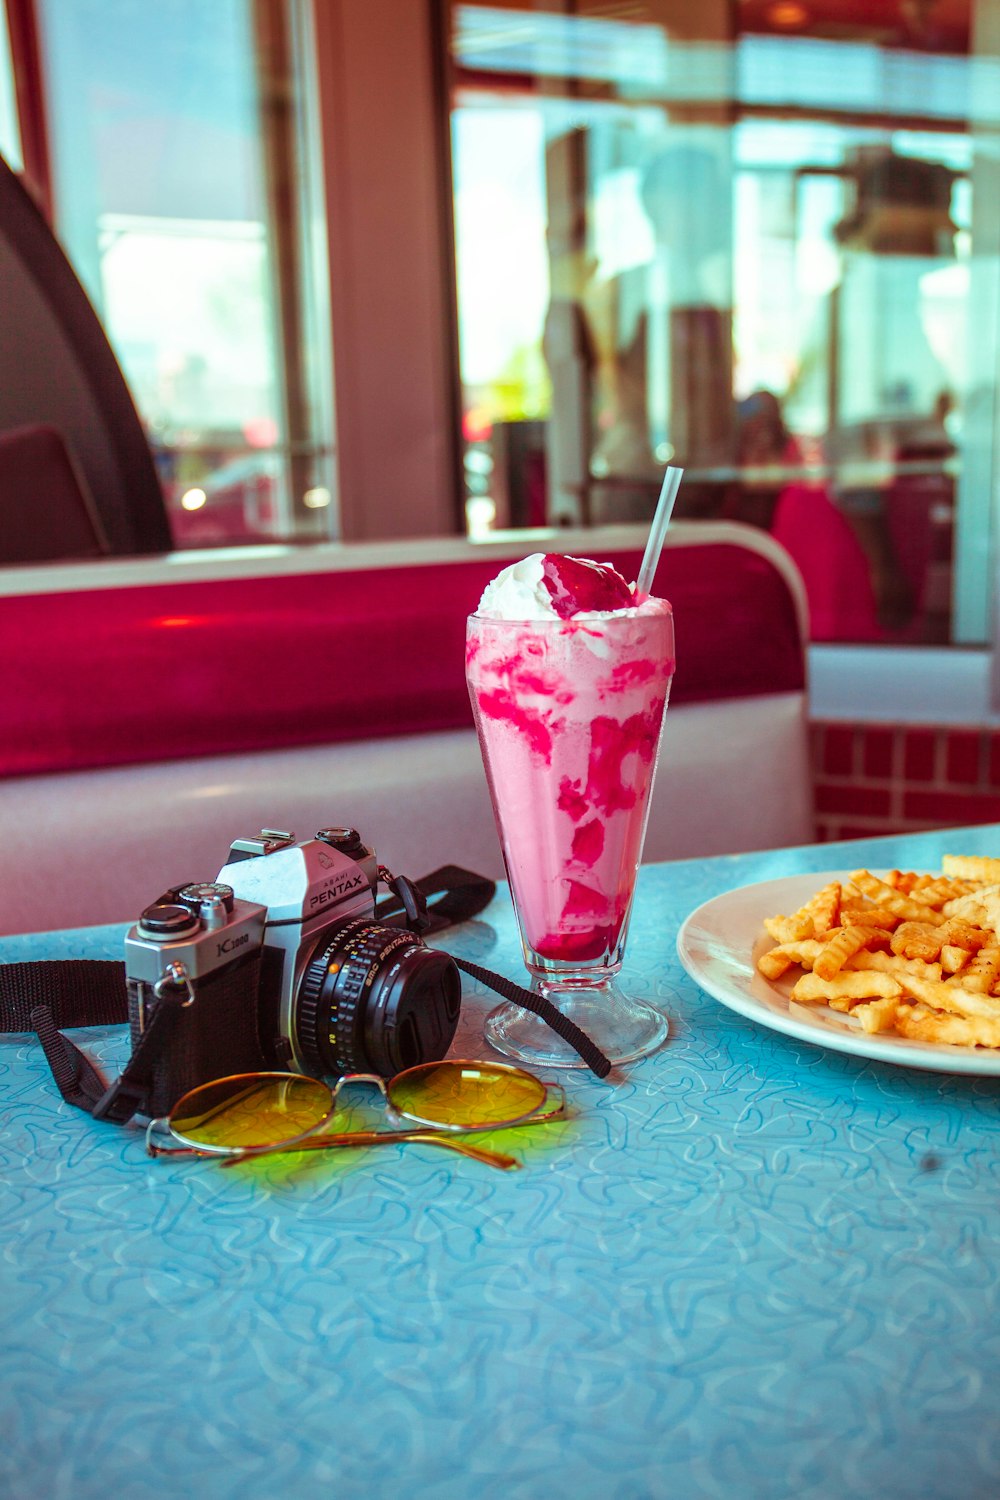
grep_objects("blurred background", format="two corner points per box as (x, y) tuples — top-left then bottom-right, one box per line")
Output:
(2, 0), (998, 652)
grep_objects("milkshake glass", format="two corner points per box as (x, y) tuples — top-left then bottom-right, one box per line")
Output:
(467, 588), (674, 1067)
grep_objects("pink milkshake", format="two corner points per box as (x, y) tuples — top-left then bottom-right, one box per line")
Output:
(467, 553), (675, 1067)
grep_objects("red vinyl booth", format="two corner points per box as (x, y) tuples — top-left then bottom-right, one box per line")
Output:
(0, 522), (812, 934)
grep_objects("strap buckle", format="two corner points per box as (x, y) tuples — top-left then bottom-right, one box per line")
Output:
(92, 1077), (149, 1124)
(378, 868), (432, 934)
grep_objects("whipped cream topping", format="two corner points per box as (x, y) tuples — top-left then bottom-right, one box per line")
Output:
(476, 553), (667, 622)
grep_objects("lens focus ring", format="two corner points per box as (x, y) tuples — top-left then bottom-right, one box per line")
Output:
(297, 921), (391, 1077)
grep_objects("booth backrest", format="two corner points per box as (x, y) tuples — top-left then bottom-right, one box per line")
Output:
(0, 524), (804, 777)
(0, 155), (170, 556)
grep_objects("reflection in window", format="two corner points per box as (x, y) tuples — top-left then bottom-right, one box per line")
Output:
(34, 0), (334, 548)
(448, 2), (999, 650)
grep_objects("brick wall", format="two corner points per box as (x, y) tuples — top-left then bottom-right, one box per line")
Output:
(812, 722), (1000, 843)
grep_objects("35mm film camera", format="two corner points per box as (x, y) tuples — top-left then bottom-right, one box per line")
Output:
(126, 828), (461, 1116)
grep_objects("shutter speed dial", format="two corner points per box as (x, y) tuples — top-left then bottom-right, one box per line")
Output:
(176, 882), (235, 929)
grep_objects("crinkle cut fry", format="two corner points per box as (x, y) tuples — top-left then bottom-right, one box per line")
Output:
(890, 921), (944, 963)
(893, 1004), (1000, 1049)
(849, 870), (947, 926)
(909, 875), (980, 907)
(854, 995), (903, 1034)
(801, 881), (841, 937)
(762, 882), (841, 944)
(941, 883), (1000, 920)
(940, 917), (990, 952)
(840, 906), (899, 930)
(847, 950), (942, 982)
(758, 858), (1000, 1051)
(813, 925), (873, 981)
(757, 939), (824, 981)
(953, 944), (1000, 995)
(791, 971), (902, 1004)
(940, 944), (970, 975)
(763, 913), (814, 945)
(898, 973), (1000, 1022)
(942, 854), (1000, 883)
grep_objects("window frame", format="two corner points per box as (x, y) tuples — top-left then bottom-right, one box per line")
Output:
(3, 0), (49, 213)
(2, 0), (1000, 724)
(310, 0), (464, 540)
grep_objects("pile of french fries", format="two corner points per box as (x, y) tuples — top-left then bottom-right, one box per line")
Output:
(757, 855), (1000, 1048)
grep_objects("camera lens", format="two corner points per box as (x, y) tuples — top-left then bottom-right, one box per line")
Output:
(295, 919), (461, 1079)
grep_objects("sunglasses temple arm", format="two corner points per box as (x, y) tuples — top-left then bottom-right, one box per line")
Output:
(219, 1130), (521, 1171)
(542, 1080), (567, 1119)
(144, 1117), (209, 1159)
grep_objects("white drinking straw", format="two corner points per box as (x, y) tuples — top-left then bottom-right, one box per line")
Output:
(634, 465), (683, 600)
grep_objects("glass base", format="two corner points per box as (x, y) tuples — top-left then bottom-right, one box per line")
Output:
(484, 977), (668, 1070)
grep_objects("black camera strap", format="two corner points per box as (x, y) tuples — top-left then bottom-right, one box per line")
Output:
(380, 872), (611, 1078)
(0, 865), (612, 1119)
(0, 960), (191, 1123)
(375, 865), (497, 935)
(0, 958), (128, 1030)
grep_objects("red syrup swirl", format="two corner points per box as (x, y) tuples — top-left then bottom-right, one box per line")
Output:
(474, 690), (554, 760)
(540, 554), (634, 618)
(535, 885), (626, 962)
(586, 709), (663, 814)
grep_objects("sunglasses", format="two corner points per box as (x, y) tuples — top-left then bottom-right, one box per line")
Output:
(144, 1060), (565, 1171)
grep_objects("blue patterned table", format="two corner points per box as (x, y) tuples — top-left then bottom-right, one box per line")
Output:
(2, 826), (1000, 1500)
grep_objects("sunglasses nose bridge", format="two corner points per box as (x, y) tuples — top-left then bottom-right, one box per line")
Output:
(329, 1073), (390, 1107)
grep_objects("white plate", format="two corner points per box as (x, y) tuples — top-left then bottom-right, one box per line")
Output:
(676, 871), (1000, 1076)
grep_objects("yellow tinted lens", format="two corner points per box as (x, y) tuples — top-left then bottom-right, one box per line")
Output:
(169, 1074), (332, 1151)
(387, 1062), (546, 1128)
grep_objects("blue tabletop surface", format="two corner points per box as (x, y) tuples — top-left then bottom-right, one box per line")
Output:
(2, 826), (1000, 1500)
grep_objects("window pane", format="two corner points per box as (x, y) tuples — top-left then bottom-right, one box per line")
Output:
(35, 0), (335, 547)
(448, 2), (1000, 649)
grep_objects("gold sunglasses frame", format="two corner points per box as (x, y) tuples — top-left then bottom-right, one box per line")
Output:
(144, 1060), (566, 1168)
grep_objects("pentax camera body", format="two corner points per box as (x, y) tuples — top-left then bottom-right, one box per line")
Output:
(125, 827), (461, 1118)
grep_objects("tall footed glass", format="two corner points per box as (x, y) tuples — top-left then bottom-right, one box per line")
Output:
(466, 607), (675, 1068)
